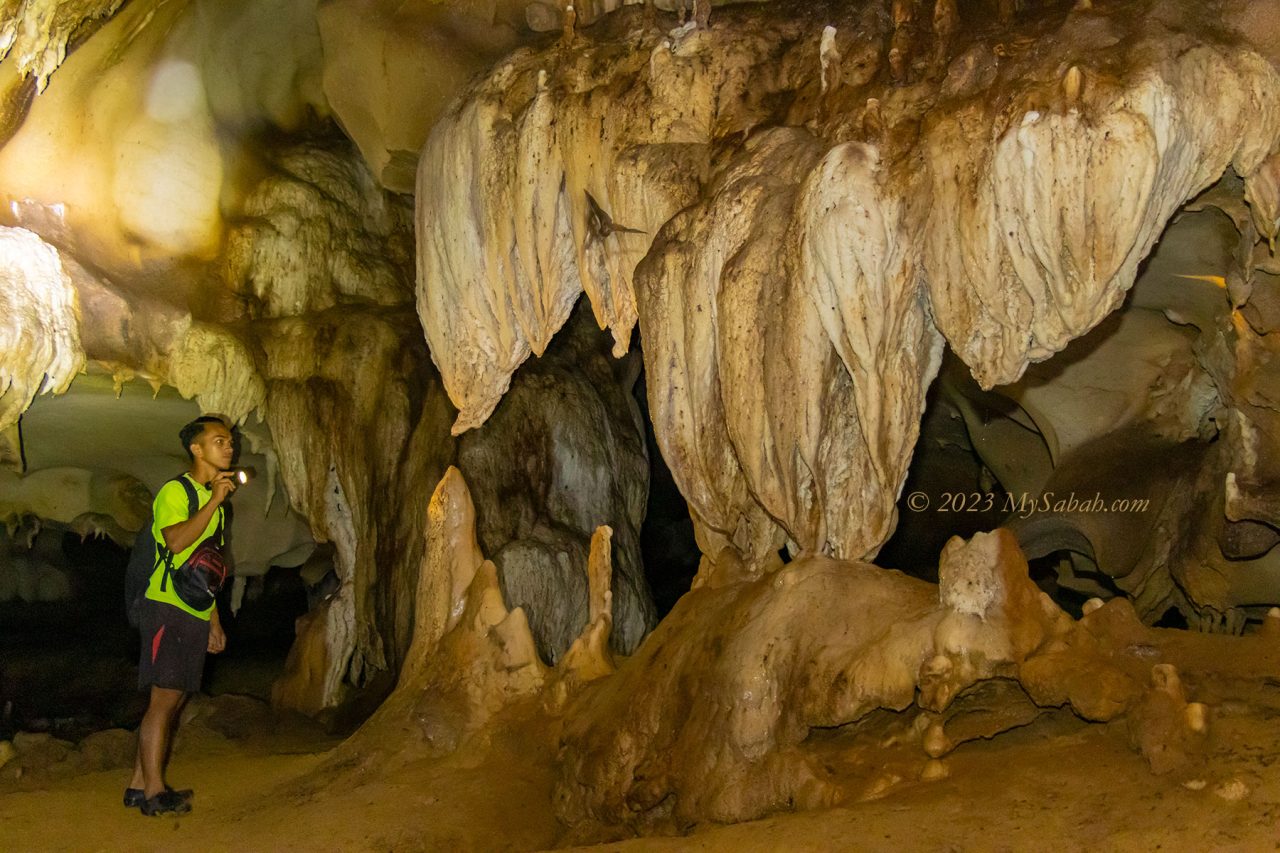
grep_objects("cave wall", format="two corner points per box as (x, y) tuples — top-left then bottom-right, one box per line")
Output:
(1, 0), (1279, 725)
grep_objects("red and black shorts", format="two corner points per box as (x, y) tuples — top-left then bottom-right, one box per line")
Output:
(137, 599), (209, 694)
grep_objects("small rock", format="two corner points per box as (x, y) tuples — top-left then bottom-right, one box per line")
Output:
(1182, 778), (1207, 791)
(923, 722), (952, 758)
(10, 731), (73, 772)
(1184, 702), (1208, 734)
(76, 728), (137, 772)
(1082, 597), (1105, 615)
(920, 759), (949, 782)
(12, 732), (54, 753)
(0, 740), (14, 769)
(1214, 778), (1250, 801)
(1262, 607), (1280, 639)
(861, 772), (903, 801)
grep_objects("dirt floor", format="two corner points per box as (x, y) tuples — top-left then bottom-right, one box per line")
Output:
(3, 686), (1280, 853)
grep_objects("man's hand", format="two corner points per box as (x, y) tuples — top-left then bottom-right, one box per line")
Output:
(209, 470), (239, 506)
(208, 607), (227, 654)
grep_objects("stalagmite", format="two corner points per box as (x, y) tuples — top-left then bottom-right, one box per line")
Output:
(553, 529), (1151, 826)
(819, 26), (839, 94)
(557, 525), (617, 684)
(348, 467), (547, 752)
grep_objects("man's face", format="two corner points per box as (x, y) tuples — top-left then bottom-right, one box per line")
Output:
(192, 422), (235, 470)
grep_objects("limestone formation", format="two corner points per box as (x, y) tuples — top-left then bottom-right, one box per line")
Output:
(222, 140), (414, 319)
(0, 467), (150, 543)
(458, 306), (655, 660)
(347, 466), (547, 753)
(0, 0), (123, 92)
(417, 0), (1280, 571)
(0, 227), (83, 433)
(551, 531), (1115, 825)
(3, 3), (1280, 841)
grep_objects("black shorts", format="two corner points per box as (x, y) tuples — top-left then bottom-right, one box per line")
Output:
(137, 599), (209, 693)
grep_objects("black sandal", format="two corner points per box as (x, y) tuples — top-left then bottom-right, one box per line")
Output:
(139, 789), (193, 816)
(124, 786), (193, 808)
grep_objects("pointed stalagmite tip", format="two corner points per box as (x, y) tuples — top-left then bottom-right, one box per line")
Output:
(1063, 65), (1082, 103)
(933, 0), (958, 36)
(694, 0), (710, 28)
(893, 0), (915, 28)
(562, 3), (576, 43)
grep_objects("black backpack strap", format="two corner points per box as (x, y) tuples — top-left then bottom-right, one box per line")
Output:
(177, 475), (198, 516)
(180, 474), (225, 547)
(160, 475), (202, 594)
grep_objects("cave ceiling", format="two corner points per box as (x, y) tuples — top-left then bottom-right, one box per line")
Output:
(1, 0), (1279, 716)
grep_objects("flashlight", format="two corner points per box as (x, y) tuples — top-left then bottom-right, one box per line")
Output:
(210, 469), (252, 488)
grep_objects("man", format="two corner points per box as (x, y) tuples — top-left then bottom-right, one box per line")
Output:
(125, 415), (238, 817)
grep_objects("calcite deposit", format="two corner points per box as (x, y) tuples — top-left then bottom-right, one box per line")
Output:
(2, 0), (1280, 840)
(416, 0), (1280, 575)
(0, 226), (82, 432)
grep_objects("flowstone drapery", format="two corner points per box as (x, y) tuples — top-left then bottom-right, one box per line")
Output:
(416, 0), (1280, 572)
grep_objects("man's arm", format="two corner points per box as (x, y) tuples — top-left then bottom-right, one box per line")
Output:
(208, 604), (226, 653)
(160, 473), (236, 553)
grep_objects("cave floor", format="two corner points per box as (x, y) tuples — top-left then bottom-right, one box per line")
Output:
(2, 692), (1279, 852)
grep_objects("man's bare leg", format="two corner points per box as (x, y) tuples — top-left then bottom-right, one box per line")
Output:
(138, 686), (185, 798)
(128, 749), (144, 790)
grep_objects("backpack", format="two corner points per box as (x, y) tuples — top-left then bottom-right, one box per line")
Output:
(124, 476), (227, 625)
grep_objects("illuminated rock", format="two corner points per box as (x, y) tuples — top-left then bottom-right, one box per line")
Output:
(0, 227), (83, 432)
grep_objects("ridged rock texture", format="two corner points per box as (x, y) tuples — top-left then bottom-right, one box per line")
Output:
(416, 0), (1280, 576)
(0, 227), (83, 431)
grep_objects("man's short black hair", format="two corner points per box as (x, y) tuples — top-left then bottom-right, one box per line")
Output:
(179, 416), (226, 461)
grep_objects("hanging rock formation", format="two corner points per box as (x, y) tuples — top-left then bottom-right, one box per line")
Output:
(416, 0), (1280, 575)
(0, 227), (83, 432)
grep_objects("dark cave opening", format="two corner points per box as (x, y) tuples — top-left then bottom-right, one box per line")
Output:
(0, 528), (311, 743)
(203, 567), (311, 700)
(631, 340), (700, 619)
(877, 362), (1007, 583)
(1153, 605), (1190, 630)
(0, 531), (140, 742)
